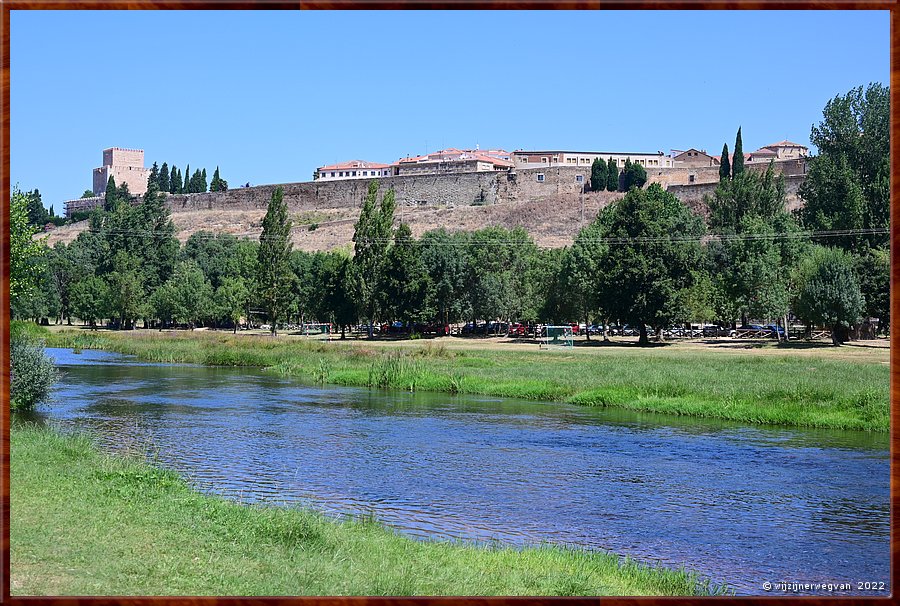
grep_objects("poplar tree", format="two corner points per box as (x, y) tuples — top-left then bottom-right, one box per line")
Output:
(719, 143), (730, 181)
(159, 162), (170, 193)
(606, 158), (618, 191)
(256, 186), (293, 335)
(352, 180), (396, 337)
(732, 127), (745, 177)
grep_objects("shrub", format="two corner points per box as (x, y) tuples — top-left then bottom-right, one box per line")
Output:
(10, 333), (60, 411)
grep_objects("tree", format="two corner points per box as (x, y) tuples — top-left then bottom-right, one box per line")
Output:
(159, 162), (170, 194)
(380, 223), (430, 324)
(420, 229), (470, 325)
(732, 127), (744, 177)
(593, 184), (705, 345)
(256, 186), (293, 335)
(171, 167), (183, 194)
(184, 164), (191, 193)
(854, 247), (889, 333)
(70, 276), (107, 329)
(590, 158), (608, 192)
(81, 190), (95, 199)
(798, 83), (889, 251)
(104, 176), (118, 212)
(24, 189), (48, 226)
(606, 158), (618, 191)
(718, 143), (730, 182)
(148, 162), (160, 190)
(104, 251), (145, 329)
(210, 166), (228, 192)
(11, 187), (48, 306)
(200, 168), (208, 193)
(622, 159), (647, 191)
(215, 277), (249, 333)
(352, 180), (395, 337)
(137, 182), (179, 290)
(793, 246), (864, 345)
(166, 260), (214, 329)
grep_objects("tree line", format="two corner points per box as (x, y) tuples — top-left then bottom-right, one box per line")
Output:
(11, 84), (888, 347)
(146, 162), (228, 194)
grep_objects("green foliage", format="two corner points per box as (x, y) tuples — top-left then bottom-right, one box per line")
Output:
(707, 163), (786, 231)
(10, 187), (48, 306)
(592, 184), (705, 344)
(80, 190), (95, 199)
(718, 143), (730, 182)
(352, 181), (396, 334)
(854, 247), (889, 330)
(24, 188), (48, 226)
(793, 246), (865, 344)
(210, 166), (228, 192)
(103, 252), (145, 329)
(201, 168), (208, 193)
(731, 127), (744, 177)
(380, 223), (430, 323)
(799, 83), (889, 250)
(155, 260), (215, 328)
(148, 162), (159, 191)
(590, 158), (607, 192)
(215, 277), (250, 332)
(10, 333), (60, 411)
(256, 186), (294, 334)
(70, 275), (109, 328)
(605, 158), (618, 191)
(159, 162), (170, 193)
(170, 166), (182, 194)
(622, 158), (647, 191)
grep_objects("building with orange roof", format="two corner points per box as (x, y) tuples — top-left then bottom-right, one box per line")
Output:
(316, 160), (392, 181)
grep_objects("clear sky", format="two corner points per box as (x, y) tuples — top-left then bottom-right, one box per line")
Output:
(11, 10), (889, 210)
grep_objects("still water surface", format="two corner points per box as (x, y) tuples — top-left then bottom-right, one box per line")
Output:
(34, 348), (889, 595)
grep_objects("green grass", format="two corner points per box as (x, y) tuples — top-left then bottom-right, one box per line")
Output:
(11, 424), (724, 596)
(43, 329), (889, 431)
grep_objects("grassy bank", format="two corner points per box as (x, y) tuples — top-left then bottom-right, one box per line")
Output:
(42, 326), (888, 431)
(11, 424), (723, 596)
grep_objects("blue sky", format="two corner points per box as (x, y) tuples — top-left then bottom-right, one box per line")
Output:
(11, 10), (889, 210)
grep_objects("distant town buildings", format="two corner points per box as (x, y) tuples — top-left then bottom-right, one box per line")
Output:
(674, 141), (810, 168)
(316, 148), (514, 181)
(511, 150), (673, 170)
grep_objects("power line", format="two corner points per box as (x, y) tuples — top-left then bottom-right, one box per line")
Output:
(75, 226), (890, 246)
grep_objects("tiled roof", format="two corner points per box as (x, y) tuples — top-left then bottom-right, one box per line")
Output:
(318, 160), (390, 171)
(764, 140), (806, 149)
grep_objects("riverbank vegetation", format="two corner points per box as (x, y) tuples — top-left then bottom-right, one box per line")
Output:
(11, 424), (725, 596)
(12, 85), (890, 347)
(42, 327), (888, 432)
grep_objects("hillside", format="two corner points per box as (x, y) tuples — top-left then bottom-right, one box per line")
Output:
(44, 191), (625, 251)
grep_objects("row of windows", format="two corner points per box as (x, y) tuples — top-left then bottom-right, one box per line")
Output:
(536, 174), (586, 184)
(325, 169), (390, 178)
(520, 156), (670, 167)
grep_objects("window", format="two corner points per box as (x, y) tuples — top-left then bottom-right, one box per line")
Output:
(339, 172), (344, 177)
(575, 175), (584, 183)
(537, 173), (545, 182)
(542, 157), (548, 163)
(581, 158), (589, 164)
(689, 174), (696, 183)
(331, 172), (335, 177)
(352, 171), (357, 176)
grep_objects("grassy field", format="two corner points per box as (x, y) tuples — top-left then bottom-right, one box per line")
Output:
(39, 324), (889, 432)
(10, 424), (724, 596)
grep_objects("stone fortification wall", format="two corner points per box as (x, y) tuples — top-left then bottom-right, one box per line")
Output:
(162, 163), (806, 219)
(650, 158), (807, 188)
(667, 174), (807, 216)
(165, 171), (516, 213)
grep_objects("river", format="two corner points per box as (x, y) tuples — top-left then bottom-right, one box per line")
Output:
(29, 348), (890, 595)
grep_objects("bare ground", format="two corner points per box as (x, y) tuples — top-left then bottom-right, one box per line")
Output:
(43, 192), (623, 251)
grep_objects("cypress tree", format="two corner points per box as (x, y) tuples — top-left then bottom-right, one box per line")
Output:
(201, 168), (208, 193)
(171, 166), (182, 194)
(159, 162), (170, 193)
(148, 162), (160, 190)
(606, 158), (618, 192)
(590, 158), (607, 192)
(104, 176), (118, 212)
(184, 164), (191, 193)
(732, 127), (745, 177)
(719, 143), (731, 181)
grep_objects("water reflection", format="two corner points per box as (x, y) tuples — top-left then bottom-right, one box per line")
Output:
(29, 347), (890, 595)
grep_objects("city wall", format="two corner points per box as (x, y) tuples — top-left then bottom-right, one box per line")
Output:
(155, 163), (805, 217)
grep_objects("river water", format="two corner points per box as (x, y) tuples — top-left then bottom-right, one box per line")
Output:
(31, 348), (890, 595)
